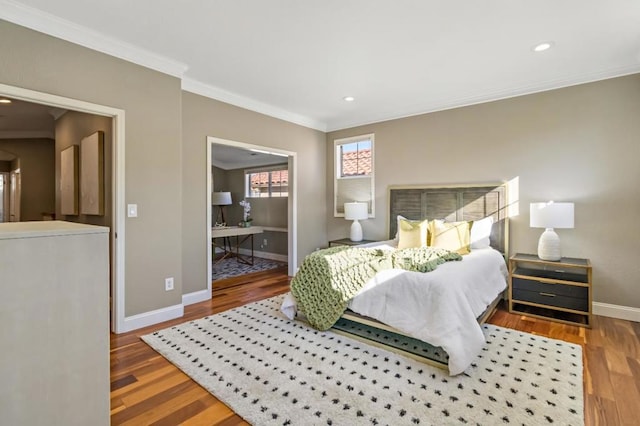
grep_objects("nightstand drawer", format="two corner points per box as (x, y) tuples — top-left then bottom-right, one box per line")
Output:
(512, 277), (587, 298)
(512, 277), (588, 311)
(513, 267), (588, 283)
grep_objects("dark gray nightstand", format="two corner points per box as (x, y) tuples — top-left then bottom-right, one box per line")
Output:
(328, 238), (379, 247)
(508, 253), (592, 327)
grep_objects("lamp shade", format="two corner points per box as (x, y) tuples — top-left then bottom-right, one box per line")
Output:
(212, 191), (232, 206)
(530, 202), (574, 229)
(344, 202), (368, 220)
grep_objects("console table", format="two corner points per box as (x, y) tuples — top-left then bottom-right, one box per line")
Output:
(212, 226), (264, 265)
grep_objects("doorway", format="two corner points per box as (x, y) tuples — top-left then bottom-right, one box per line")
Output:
(9, 169), (20, 222)
(0, 83), (126, 333)
(0, 172), (8, 222)
(206, 136), (297, 295)
(0, 150), (20, 223)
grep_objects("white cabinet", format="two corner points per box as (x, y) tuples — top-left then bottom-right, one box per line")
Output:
(0, 221), (110, 426)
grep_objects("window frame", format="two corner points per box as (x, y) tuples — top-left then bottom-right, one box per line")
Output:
(244, 164), (289, 199)
(333, 134), (375, 218)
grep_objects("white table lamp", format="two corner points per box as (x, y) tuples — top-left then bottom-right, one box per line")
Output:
(530, 201), (574, 261)
(212, 191), (232, 225)
(344, 202), (368, 242)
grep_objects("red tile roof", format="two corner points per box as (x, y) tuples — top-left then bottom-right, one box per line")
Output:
(341, 148), (372, 176)
(250, 170), (289, 186)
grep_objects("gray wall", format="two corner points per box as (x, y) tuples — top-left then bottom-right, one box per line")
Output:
(327, 74), (640, 309)
(55, 110), (112, 228)
(0, 21), (183, 316)
(181, 91), (326, 295)
(0, 138), (55, 220)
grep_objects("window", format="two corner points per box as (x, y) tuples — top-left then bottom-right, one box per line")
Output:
(245, 166), (288, 198)
(334, 134), (375, 217)
(339, 139), (372, 177)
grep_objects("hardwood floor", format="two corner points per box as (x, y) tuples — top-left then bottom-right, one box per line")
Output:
(111, 267), (639, 425)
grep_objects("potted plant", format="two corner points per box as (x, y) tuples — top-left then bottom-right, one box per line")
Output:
(239, 200), (252, 227)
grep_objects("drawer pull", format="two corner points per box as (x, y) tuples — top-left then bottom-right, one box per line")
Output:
(539, 292), (556, 297)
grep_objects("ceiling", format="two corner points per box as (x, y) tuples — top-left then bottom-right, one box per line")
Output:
(0, 97), (59, 139)
(211, 143), (288, 170)
(1, 1), (640, 132)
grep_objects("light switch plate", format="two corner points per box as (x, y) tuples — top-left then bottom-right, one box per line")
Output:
(127, 204), (138, 217)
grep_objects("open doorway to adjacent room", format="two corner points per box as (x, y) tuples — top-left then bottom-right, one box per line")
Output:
(207, 136), (297, 295)
(0, 83), (126, 333)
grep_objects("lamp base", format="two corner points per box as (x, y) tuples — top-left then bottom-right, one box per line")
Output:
(537, 228), (561, 261)
(350, 219), (363, 242)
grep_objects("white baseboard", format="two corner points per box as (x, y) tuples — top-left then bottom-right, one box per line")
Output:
(593, 302), (640, 322)
(238, 248), (288, 263)
(182, 289), (211, 306)
(122, 303), (184, 333)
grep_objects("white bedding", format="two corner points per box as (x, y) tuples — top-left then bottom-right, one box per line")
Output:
(282, 243), (507, 375)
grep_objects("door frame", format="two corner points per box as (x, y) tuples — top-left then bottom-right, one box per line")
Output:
(0, 83), (126, 333)
(207, 136), (297, 294)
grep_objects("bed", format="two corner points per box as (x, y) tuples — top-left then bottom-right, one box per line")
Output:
(283, 183), (509, 375)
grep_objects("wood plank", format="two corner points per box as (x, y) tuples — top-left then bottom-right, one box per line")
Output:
(180, 399), (249, 426)
(110, 374), (137, 392)
(604, 348), (632, 376)
(609, 372), (640, 425)
(149, 399), (209, 426)
(119, 383), (208, 426)
(584, 394), (621, 426)
(119, 369), (191, 407)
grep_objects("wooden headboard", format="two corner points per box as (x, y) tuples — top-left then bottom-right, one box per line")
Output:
(388, 183), (509, 255)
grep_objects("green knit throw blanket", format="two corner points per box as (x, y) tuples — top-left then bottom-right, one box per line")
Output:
(290, 246), (462, 330)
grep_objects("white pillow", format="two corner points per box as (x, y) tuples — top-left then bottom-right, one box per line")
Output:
(470, 216), (494, 249)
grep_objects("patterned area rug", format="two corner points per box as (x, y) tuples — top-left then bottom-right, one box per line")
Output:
(213, 256), (285, 280)
(142, 295), (584, 426)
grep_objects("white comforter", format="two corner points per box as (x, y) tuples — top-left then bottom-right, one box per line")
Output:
(282, 243), (507, 375)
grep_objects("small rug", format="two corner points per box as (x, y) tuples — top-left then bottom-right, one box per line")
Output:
(213, 256), (285, 280)
(142, 295), (584, 426)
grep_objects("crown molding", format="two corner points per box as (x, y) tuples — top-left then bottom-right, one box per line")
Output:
(3, 0), (638, 134)
(0, 0), (188, 78)
(49, 107), (67, 120)
(182, 78), (326, 132)
(326, 64), (640, 131)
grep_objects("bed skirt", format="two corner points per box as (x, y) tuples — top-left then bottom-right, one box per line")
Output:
(330, 292), (503, 370)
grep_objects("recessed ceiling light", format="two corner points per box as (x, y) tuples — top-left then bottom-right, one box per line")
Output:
(343, 96), (355, 102)
(533, 42), (553, 52)
(0, 99), (12, 104)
